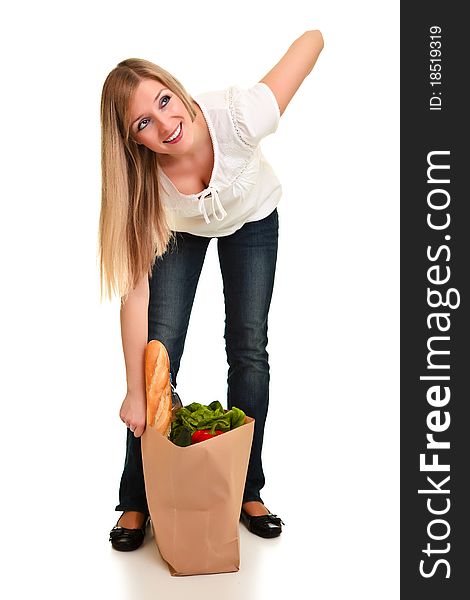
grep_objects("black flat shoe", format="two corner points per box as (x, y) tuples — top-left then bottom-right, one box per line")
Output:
(240, 507), (285, 538)
(109, 512), (150, 551)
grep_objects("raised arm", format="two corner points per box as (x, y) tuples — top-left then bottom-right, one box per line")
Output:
(259, 30), (324, 117)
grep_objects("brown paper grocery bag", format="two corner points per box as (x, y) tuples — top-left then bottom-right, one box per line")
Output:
(141, 414), (254, 576)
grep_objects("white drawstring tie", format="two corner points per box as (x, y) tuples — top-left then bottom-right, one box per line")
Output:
(197, 187), (227, 224)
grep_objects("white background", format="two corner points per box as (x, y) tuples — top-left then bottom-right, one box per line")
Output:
(1, 0), (399, 598)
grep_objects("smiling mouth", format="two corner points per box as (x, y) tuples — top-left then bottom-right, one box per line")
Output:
(163, 122), (182, 143)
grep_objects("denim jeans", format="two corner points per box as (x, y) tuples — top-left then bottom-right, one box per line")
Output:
(115, 208), (279, 516)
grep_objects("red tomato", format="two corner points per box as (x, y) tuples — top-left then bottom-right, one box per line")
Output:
(191, 429), (224, 444)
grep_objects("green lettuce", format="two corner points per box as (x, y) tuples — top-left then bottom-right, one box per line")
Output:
(169, 401), (246, 447)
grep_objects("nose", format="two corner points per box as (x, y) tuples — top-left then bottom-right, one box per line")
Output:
(151, 111), (177, 141)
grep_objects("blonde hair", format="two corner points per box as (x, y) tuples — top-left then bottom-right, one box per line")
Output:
(98, 58), (197, 304)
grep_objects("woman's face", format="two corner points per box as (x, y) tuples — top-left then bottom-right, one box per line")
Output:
(128, 78), (195, 157)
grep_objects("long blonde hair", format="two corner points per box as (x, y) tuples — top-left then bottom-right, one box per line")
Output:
(98, 58), (197, 304)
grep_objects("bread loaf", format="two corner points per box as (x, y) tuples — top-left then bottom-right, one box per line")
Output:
(145, 340), (172, 436)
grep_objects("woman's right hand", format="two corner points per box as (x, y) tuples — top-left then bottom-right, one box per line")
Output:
(119, 390), (147, 438)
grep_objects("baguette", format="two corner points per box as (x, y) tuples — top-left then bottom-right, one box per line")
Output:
(145, 340), (172, 436)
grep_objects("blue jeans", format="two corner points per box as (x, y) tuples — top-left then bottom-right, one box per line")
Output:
(115, 208), (279, 516)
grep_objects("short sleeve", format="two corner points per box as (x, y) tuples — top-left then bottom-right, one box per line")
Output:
(229, 82), (281, 148)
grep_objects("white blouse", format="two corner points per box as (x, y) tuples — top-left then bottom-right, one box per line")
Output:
(158, 81), (282, 237)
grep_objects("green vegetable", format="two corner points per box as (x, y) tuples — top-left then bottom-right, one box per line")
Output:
(171, 425), (192, 447)
(169, 401), (246, 447)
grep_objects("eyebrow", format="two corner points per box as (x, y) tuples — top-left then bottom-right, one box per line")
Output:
(131, 88), (169, 128)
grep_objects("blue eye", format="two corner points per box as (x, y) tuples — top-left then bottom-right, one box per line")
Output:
(137, 95), (171, 131)
(137, 118), (149, 131)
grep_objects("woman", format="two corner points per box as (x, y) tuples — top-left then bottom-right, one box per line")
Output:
(100, 30), (324, 551)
